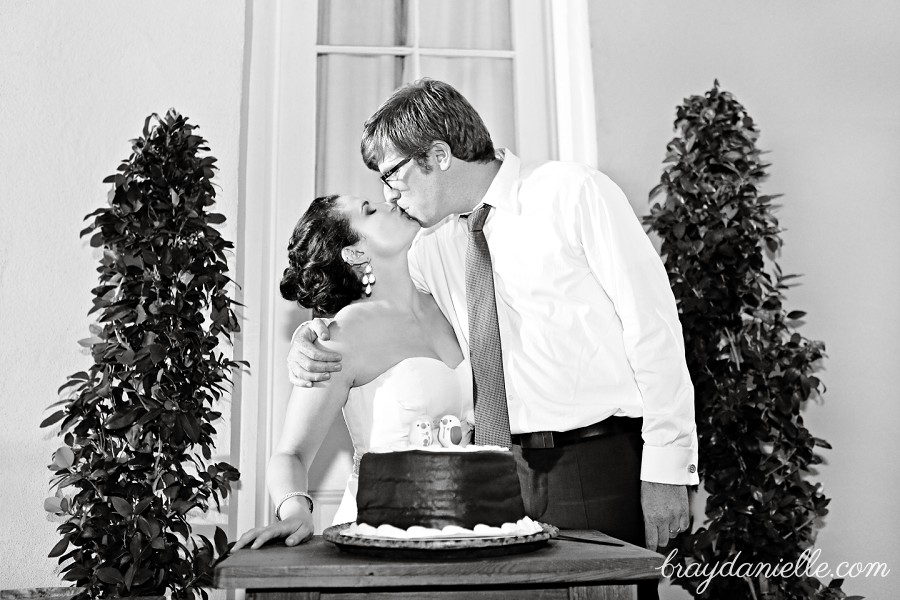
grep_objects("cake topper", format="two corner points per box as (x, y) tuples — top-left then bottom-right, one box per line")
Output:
(408, 418), (434, 447)
(437, 414), (466, 447)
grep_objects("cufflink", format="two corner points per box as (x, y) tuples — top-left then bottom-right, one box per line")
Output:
(688, 464), (696, 473)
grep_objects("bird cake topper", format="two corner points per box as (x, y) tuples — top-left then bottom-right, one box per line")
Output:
(408, 417), (434, 447)
(437, 414), (466, 447)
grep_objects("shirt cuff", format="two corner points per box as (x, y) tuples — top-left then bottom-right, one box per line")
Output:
(640, 445), (699, 486)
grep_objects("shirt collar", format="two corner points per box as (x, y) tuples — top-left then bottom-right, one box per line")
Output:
(457, 148), (522, 224)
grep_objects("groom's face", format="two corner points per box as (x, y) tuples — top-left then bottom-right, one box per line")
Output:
(378, 145), (451, 228)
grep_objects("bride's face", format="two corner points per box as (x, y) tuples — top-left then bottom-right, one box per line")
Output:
(337, 195), (420, 257)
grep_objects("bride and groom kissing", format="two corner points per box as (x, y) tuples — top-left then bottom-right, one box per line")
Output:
(236, 77), (697, 600)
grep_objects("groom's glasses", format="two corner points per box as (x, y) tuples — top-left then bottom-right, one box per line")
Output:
(380, 156), (412, 190)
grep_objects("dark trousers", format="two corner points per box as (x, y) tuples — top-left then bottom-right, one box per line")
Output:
(513, 431), (659, 600)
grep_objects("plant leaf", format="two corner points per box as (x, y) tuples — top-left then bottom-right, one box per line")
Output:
(40, 411), (66, 429)
(110, 496), (132, 517)
(44, 497), (64, 513)
(214, 526), (228, 556)
(96, 566), (124, 584)
(105, 408), (141, 430)
(48, 536), (70, 558)
(53, 447), (75, 469)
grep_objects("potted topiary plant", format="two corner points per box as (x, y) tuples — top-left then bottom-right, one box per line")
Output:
(643, 82), (850, 599)
(41, 110), (243, 600)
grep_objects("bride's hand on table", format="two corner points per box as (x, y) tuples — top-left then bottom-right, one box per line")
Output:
(233, 514), (314, 550)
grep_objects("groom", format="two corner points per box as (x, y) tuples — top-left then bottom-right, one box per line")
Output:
(289, 79), (697, 597)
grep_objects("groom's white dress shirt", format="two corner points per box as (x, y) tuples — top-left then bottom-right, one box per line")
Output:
(408, 149), (699, 486)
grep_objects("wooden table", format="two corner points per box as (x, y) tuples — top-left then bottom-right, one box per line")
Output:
(214, 529), (663, 599)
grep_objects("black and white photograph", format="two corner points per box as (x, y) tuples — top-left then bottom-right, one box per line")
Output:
(1, 1), (897, 599)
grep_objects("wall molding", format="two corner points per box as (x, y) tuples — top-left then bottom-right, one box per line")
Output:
(549, 0), (598, 167)
(233, 0), (318, 539)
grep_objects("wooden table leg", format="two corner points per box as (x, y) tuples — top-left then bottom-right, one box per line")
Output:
(568, 584), (636, 599)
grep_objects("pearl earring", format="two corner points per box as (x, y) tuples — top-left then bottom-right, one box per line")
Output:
(362, 263), (375, 296)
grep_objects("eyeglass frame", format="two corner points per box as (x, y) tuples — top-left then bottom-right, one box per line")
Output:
(379, 155), (413, 190)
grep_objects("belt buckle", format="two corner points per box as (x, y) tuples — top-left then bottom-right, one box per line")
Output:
(537, 431), (555, 449)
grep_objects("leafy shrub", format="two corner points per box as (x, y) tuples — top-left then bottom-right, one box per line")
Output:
(42, 110), (243, 599)
(644, 83), (851, 599)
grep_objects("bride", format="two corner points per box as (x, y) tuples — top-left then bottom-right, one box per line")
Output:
(233, 194), (473, 550)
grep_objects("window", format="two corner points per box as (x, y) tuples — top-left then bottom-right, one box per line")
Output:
(316, 0), (524, 201)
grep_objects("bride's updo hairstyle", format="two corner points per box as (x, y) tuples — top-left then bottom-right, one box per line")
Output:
(280, 195), (365, 316)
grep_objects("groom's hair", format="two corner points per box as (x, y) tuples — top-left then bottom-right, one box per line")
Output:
(361, 78), (495, 173)
(281, 195), (363, 316)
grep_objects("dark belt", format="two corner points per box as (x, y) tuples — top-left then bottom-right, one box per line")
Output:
(511, 416), (642, 449)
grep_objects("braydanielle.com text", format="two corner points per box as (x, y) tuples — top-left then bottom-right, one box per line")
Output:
(659, 548), (890, 594)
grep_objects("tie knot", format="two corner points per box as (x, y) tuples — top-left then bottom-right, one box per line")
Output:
(467, 204), (492, 233)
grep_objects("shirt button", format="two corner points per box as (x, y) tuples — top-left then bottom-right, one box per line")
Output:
(688, 464), (696, 473)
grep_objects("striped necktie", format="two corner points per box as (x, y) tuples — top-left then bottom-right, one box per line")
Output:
(465, 204), (511, 448)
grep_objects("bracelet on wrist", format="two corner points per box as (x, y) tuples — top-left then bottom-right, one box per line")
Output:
(275, 491), (314, 520)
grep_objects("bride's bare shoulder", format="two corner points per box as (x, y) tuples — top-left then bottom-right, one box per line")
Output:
(325, 302), (383, 356)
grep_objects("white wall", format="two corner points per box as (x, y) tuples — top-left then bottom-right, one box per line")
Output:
(588, 2), (900, 599)
(4, 0), (897, 595)
(0, 0), (246, 589)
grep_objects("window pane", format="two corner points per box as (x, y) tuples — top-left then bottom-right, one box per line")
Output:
(318, 0), (407, 46)
(316, 54), (405, 201)
(418, 0), (511, 50)
(418, 57), (516, 151)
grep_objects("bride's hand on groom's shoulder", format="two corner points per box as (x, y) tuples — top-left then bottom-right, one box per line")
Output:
(232, 515), (315, 551)
(287, 318), (343, 387)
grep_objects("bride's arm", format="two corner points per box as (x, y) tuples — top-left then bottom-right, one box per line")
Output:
(233, 336), (355, 550)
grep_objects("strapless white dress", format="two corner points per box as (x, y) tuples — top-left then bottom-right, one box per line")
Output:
(331, 356), (474, 525)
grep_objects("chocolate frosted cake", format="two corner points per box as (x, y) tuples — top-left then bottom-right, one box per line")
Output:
(356, 447), (526, 530)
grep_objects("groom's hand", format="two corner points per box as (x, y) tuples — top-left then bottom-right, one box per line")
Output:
(287, 319), (342, 387)
(641, 481), (689, 550)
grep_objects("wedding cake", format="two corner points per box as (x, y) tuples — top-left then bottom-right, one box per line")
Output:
(343, 445), (541, 539)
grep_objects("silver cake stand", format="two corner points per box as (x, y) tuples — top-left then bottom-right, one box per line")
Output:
(322, 522), (559, 560)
